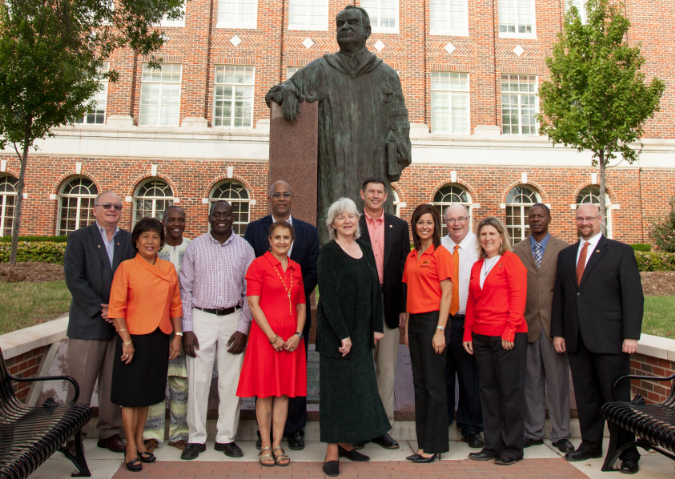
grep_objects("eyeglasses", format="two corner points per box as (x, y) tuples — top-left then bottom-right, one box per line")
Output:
(576, 215), (599, 223)
(446, 217), (468, 224)
(96, 203), (123, 211)
(271, 192), (292, 199)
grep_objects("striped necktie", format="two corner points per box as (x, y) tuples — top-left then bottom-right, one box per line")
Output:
(533, 243), (543, 270)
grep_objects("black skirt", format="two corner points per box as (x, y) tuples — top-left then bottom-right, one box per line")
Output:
(111, 328), (170, 407)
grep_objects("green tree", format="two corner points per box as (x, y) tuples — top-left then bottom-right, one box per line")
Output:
(650, 197), (675, 253)
(0, 0), (183, 264)
(537, 0), (664, 235)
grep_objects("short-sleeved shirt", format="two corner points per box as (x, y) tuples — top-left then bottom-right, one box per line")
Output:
(403, 244), (455, 314)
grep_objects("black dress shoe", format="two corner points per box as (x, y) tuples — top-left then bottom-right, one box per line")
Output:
(469, 450), (498, 461)
(338, 445), (370, 462)
(288, 430), (305, 450)
(215, 441), (244, 457)
(351, 441), (367, 450)
(552, 439), (575, 454)
(495, 455), (519, 466)
(406, 453), (420, 461)
(371, 433), (399, 449)
(463, 432), (484, 449)
(323, 459), (340, 477)
(256, 436), (262, 450)
(97, 434), (126, 453)
(181, 443), (206, 460)
(620, 458), (639, 474)
(411, 453), (439, 463)
(565, 448), (602, 462)
(524, 436), (544, 448)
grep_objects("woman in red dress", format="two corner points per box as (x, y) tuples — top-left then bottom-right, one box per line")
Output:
(237, 220), (307, 467)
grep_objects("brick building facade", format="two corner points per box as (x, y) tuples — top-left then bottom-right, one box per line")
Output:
(0, 0), (674, 244)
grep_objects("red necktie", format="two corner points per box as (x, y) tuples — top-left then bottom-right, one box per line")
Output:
(576, 242), (589, 285)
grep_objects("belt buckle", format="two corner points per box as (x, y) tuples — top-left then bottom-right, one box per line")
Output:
(217, 308), (226, 316)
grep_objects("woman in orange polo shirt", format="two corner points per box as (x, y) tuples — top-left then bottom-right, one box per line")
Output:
(403, 204), (454, 463)
(462, 217), (527, 466)
(108, 217), (183, 473)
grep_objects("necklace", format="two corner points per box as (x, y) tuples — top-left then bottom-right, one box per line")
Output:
(483, 256), (500, 278)
(274, 263), (293, 315)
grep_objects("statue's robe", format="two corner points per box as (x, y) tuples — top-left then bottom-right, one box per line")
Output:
(266, 49), (411, 244)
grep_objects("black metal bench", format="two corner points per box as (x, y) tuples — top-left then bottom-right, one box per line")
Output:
(601, 371), (675, 471)
(0, 346), (92, 479)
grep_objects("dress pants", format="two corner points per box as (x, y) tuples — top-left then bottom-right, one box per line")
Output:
(374, 321), (400, 425)
(67, 337), (120, 439)
(186, 308), (245, 444)
(473, 333), (527, 461)
(568, 334), (639, 461)
(524, 328), (571, 442)
(408, 312), (449, 454)
(444, 317), (483, 435)
(143, 376), (189, 444)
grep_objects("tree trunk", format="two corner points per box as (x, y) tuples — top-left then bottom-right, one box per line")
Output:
(598, 149), (608, 237)
(9, 121), (31, 265)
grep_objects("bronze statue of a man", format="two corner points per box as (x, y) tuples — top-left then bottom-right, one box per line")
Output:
(266, 5), (411, 242)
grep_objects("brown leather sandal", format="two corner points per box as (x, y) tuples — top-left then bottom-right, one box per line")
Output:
(273, 446), (290, 466)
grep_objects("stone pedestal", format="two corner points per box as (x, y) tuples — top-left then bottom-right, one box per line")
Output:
(268, 101), (319, 225)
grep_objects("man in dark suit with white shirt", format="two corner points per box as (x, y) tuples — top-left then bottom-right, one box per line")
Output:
(244, 180), (319, 451)
(551, 203), (643, 474)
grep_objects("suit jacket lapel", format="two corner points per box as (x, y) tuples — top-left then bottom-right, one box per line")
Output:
(383, 214), (393, 270)
(359, 215), (371, 243)
(579, 236), (608, 288)
(539, 236), (559, 271)
(90, 224), (113, 274)
(112, 231), (125, 271)
(289, 217), (301, 263)
(521, 238), (537, 270)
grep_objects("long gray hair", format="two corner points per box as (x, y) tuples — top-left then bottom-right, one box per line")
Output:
(325, 197), (361, 241)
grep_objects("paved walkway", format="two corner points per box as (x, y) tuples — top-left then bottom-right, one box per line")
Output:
(31, 439), (674, 479)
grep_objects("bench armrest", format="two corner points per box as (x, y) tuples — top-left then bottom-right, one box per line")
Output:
(7, 372), (80, 404)
(613, 372), (675, 401)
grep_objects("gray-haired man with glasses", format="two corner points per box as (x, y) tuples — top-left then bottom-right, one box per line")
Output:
(64, 191), (135, 453)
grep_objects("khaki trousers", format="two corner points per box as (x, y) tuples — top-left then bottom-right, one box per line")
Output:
(373, 321), (399, 425)
(67, 337), (121, 439)
(186, 308), (245, 444)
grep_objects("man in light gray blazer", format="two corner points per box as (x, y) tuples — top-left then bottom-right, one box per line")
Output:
(64, 191), (135, 453)
(512, 204), (573, 453)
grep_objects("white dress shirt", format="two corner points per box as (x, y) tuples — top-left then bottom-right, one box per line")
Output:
(576, 232), (603, 267)
(441, 232), (479, 315)
(272, 214), (294, 258)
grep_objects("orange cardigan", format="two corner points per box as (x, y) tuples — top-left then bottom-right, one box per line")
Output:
(463, 251), (528, 343)
(108, 254), (182, 335)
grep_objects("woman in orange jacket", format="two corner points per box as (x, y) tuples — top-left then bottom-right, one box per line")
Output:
(108, 217), (183, 472)
(462, 217), (527, 466)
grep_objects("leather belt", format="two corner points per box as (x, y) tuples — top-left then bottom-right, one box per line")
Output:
(195, 306), (241, 316)
(449, 314), (466, 321)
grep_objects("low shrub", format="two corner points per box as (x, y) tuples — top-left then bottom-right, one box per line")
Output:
(0, 235), (68, 243)
(631, 244), (651, 252)
(0, 242), (66, 264)
(635, 251), (675, 272)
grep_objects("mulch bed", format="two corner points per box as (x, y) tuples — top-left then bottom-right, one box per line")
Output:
(641, 271), (675, 297)
(0, 262), (65, 283)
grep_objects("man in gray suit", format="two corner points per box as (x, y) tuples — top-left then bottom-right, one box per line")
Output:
(512, 204), (573, 453)
(64, 191), (135, 453)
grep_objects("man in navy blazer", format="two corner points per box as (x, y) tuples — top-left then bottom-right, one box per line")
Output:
(244, 180), (319, 451)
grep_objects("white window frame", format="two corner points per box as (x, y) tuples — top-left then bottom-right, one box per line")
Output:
(505, 185), (541, 242)
(216, 0), (258, 29)
(213, 65), (255, 129)
(139, 63), (182, 128)
(158, 4), (186, 27)
(0, 176), (18, 238)
(56, 177), (98, 235)
(498, 0), (537, 39)
(501, 74), (539, 136)
(431, 71), (471, 135)
(392, 191), (401, 217)
(288, 0), (329, 31)
(430, 0), (469, 36)
(361, 0), (399, 34)
(132, 179), (175, 226)
(577, 185), (612, 238)
(209, 180), (251, 236)
(566, 0), (588, 24)
(433, 184), (472, 237)
(77, 62), (109, 125)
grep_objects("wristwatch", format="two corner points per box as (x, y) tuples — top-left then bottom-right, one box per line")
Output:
(436, 326), (445, 332)
(295, 332), (304, 340)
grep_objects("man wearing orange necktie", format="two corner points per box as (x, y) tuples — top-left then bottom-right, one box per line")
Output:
(551, 203), (643, 474)
(440, 204), (483, 449)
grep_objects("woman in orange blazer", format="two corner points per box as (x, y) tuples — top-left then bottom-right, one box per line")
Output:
(462, 217), (527, 466)
(108, 217), (183, 472)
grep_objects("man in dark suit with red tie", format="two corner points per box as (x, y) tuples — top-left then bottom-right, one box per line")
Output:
(551, 203), (643, 474)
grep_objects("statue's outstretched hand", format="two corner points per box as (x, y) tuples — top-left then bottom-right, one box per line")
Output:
(282, 90), (300, 121)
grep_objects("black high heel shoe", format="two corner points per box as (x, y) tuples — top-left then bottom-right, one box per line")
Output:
(411, 452), (440, 463)
(406, 453), (421, 461)
(138, 450), (156, 463)
(323, 455), (340, 477)
(124, 452), (142, 472)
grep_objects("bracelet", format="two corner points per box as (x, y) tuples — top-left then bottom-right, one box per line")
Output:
(269, 334), (278, 344)
(175, 332), (183, 337)
(295, 332), (304, 340)
(122, 340), (133, 347)
(118, 329), (127, 333)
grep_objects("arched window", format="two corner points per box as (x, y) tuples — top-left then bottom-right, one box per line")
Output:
(577, 185), (612, 238)
(0, 175), (18, 237)
(209, 180), (250, 236)
(392, 191), (401, 218)
(433, 184), (472, 236)
(133, 179), (174, 225)
(57, 177), (98, 235)
(505, 185), (540, 241)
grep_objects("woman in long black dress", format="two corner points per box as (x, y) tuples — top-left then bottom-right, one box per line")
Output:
(316, 197), (390, 477)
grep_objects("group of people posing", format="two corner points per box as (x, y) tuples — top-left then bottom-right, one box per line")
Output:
(63, 176), (643, 476)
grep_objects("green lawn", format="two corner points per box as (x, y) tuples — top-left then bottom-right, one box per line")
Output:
(0, 280), (71, 335)
(643, 296), (675, 338)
